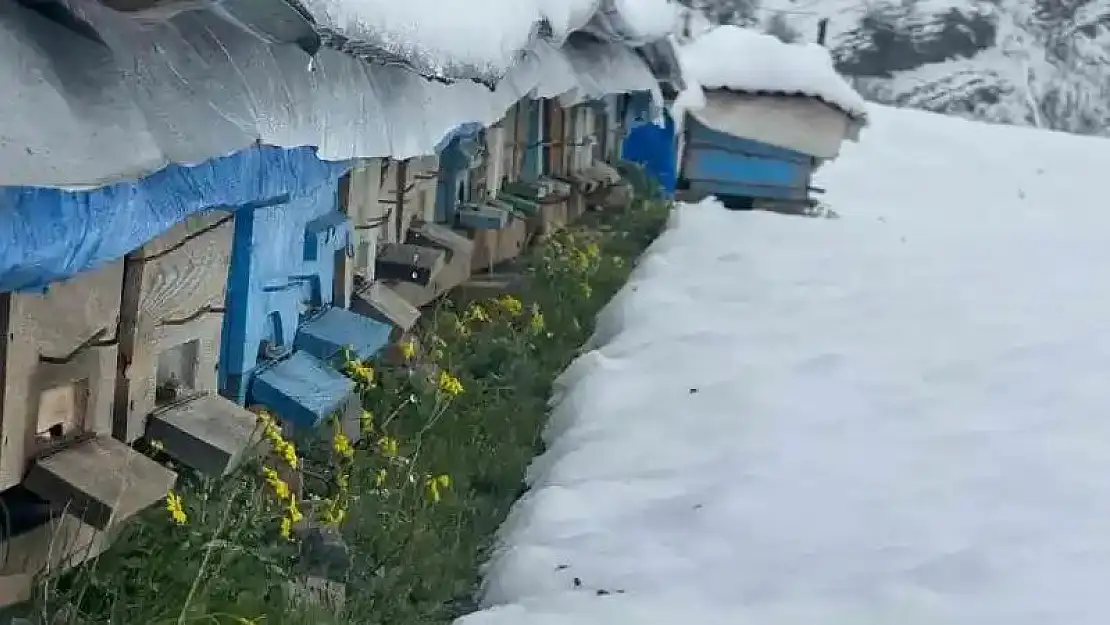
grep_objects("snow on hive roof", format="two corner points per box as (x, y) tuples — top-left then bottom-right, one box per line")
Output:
(679, 25), (868, 119)
(295, 0), (600, 84)
(583, 0), (678, 46)
(296, 0), (680, 85)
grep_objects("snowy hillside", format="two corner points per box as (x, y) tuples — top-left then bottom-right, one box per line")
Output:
(456, 106), (1110, 625)
(680, 0), (1110, 136)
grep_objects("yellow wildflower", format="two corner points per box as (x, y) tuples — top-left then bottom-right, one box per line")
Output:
(165, 490), (187, 525)
(375, 468), (388, 488)
(345, 359), (375, 388)
(287, 498), (304, 524)
(453, 319), (470, 337)
(332, 430), (355, 461)
(436, 370), (464, 397)
(496, 294), (524, 316)
(466, 303), (490, 323)
(279, 517), (293, 540)
(425, 474), (452, 503)
(378, 436), (399, 458)
(571, 250), (590, 272)
(399, 338), (417, 360)
(257, 411), (299, 469)
(585, 242), (601, 259)
(263, 467), (292, 501)
(323, 505), (346, 526)
(529, 304), (546, 334)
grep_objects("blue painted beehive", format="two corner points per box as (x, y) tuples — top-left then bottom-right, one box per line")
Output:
(220, 165), (393, 430)
(679, 115), (814, 206)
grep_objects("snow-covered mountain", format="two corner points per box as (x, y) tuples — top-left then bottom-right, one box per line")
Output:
(679, 0), (1110, 136)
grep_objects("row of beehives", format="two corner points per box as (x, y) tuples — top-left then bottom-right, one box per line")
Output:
(0, 92), (646, 601)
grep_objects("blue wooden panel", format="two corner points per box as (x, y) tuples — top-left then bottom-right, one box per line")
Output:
(687, 149), (804, 188)
(295, 306), (392, 363)
(220, 179), (348, 403)
(521, 99), (544, 182)
(250, 351), (355, 429)
(685, 117), (811, 164)
(688, 179), (809, 201)
(435, 133), (475, 224)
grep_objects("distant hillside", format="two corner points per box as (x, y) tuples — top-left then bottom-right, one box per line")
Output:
(678, 0), (1110, 136)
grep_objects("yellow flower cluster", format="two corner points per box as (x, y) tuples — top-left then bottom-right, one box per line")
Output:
(496, 294), (523, 316)
(263, 466), (303, 540)
(360, 409), (375, 436)
(465, 303), (490, 323)
(378, 436), (400, 458)
(165, 490), (187, 525)
(424, 474), (451, 503)
(399, 338), (417, 360)
(529, 304), (546, 334)
(436, 370), (464, 397)
(332, 430), (355, 461)
(257, 411), (298, 469)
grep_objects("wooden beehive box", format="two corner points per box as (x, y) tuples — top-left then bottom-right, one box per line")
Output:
(0, 260), (177, 529)
(0, 261), (123, 493)
(114, 210), (259, 477)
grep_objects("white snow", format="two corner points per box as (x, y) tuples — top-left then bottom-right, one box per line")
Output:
(678, 25), (867, 118)
(298, 0), (599, 77)
(455, 105), (1110, 624)
(611, 0), (680, 41)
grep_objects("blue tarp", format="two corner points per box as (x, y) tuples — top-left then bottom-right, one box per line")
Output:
(621, 108), (677, 197)
(435, 122), (486, 154)
(0, 145), (351, 293)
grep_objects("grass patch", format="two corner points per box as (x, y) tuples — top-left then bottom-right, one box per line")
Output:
(7, 193), (670, 625)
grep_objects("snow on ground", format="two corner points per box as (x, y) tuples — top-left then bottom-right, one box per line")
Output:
(455, 105), (1110, 624)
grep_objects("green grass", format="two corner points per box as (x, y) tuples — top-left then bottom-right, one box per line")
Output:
(8, 192), (670, 625)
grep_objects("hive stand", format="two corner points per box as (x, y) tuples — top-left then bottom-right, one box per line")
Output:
(114, 210), (260, 477)
(0, 260), (177, 530)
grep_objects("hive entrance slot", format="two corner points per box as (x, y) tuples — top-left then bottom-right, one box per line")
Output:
(34, 382), (89, 448)
(155, 340), (199, 405)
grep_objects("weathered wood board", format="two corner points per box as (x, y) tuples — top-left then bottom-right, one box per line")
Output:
(471, 216), (529, 273)
(0, 261), (123, 493)
(24, 435), (177, 531)
(544, 99), (566, 178)
(114, 210), (232, 443)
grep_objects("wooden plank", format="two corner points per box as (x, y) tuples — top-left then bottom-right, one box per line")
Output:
(250, 352), (356, 430)
(25, 436), (177, 531)
(347, 159), (387, 280)
(454, 273), (528, 306)
(334, 172), (355, 309)
(408, 221), (475, 259)
(146, 392), (261, 477)
(115, 211), (233, 443)
(514, 101), (530, 180)
(545, 100), (566, 177)
(0, 513), (114, 607)
(374, 244), (446, 286)
(471, 217), (529, 273)
(457, 204), (510, 230)
(350, 280), (420, 332)
(0, 261), (124, 493)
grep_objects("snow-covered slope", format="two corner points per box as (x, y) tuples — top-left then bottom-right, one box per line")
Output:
(453, 107), (1110, 624)
(682, 0), (1110, 136)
